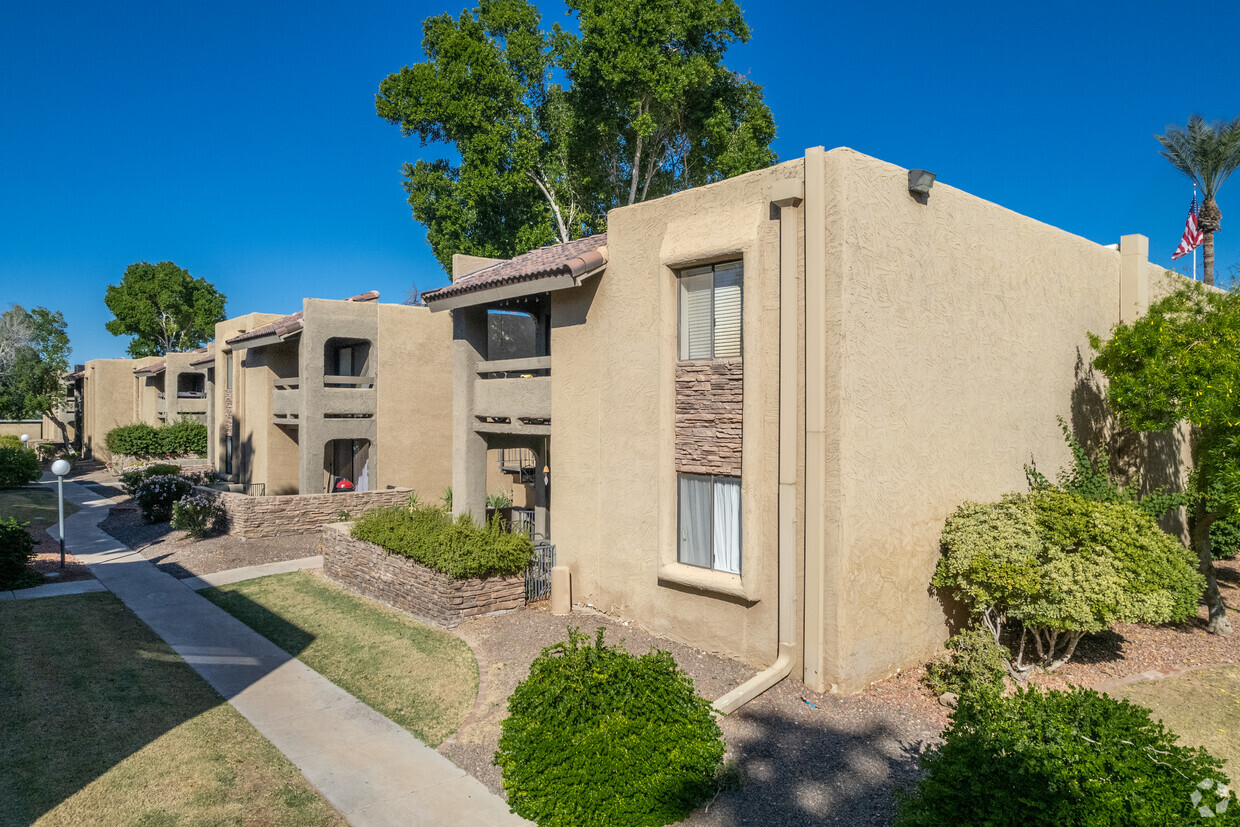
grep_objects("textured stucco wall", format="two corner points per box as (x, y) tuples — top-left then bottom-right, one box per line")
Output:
(551, 159), (804, 668)
(212, 313), (285, 482)
(80, 357), (159, 460)
(375, 303), (453, 495)
(814, 148), (1177, 691)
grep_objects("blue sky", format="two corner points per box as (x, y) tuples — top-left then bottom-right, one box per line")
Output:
(2, 0), (1238, 363)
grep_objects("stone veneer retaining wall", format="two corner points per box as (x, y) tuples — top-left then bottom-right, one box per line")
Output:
(320, 523), (526, 628)
(214, 487), (411, 538)
(675, 359), (742, 476)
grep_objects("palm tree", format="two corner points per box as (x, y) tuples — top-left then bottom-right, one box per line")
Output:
(1156, 115), (1240, 286)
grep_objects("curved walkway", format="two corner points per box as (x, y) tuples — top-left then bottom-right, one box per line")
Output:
(44, 478), (528, 827)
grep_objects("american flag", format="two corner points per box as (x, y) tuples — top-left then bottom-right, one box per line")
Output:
(1172, 194), (1203, 260)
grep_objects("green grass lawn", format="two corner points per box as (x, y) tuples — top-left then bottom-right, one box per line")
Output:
(0, 486), (80, 529)
(1114, 664), (1240, 783)
(201, 571), (478, 746)
(0, 591), (345, 827)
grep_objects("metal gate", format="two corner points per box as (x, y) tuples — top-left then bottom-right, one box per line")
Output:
(526, 542), (555, 603)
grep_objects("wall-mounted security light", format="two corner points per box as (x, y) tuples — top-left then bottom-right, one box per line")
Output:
(908, 169), (937, 197)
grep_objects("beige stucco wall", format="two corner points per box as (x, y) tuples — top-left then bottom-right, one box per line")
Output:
(375, 303), (453, 496)
(0, 421), (43, 439)
(551, 159), (805, 668)
(547, 145), (1189, 694)
(814, 148), (1186, 691)
(212, 313), (285, 483)
(80, 357), (160, 460)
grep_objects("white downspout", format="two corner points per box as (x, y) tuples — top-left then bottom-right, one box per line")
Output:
(713, 179), (804, 715)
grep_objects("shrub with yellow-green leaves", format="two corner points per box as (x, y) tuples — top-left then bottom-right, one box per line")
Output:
(934, 489), (1204, 671)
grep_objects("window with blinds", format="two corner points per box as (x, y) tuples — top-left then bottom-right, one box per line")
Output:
(678, 261), (743, 360)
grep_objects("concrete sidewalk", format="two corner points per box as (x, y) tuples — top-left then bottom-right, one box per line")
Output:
(42, 479), (527, 826)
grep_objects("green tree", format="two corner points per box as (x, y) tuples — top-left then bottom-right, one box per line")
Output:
(0, 305), (72, 445)
(376, 0), (776, 274)
(104, 261), (226, 357)
(1156, 115), (1240, 286)
(555, 0), (776, 212)
(1090, 281), (1240, 634)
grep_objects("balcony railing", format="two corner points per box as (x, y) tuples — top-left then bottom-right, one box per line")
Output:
(324, 374), (376, 389)
(472, 356), (550, 431)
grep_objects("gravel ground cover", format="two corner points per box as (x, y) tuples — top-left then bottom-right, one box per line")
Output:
(99, 502), (321, 579)
(443, 558), (1239, 826)
(27, 530), (94, 583)
(444, 607), (944, 826)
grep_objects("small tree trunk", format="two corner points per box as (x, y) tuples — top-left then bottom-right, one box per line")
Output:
(1193, 505), (1233, 635)
(1045, 631), (1085, 672)
(45, 409), (70, 449)
(1204, 231), (1215, 287)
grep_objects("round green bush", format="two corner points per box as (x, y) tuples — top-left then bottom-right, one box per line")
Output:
(933, 489), (1205, 669)
(0, 517), (36, 589)
(496, 628), (725, 827)
(923, 627), (1008, 699)
(896, 686), (1239, 826)
(159, 417), (208, 456)
(0, 445), (40, 488)
(135, 474), (194, 523)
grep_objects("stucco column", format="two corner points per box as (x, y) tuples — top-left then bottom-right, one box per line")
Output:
(452, 308), (488, 521)
(1119, 234), (1150, 324)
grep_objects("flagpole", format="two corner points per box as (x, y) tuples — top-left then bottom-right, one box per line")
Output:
(1193, 183), (1198, 281)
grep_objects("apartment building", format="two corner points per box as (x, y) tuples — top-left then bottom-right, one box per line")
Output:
(425, 146), (1188, 694)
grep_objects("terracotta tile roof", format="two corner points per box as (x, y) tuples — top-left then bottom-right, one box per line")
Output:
(423, 234), (607, 303)
(189, 348), (215, 368)
(133, 360), (166, 376)
(226, 311), (305, 346)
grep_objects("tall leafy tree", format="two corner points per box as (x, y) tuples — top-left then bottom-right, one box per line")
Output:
(555, 0), (776, 211)
(1090, 282), (1240, 635)
(1156, 115), (1240, 286)
(0, 305), (72, 445)
(104, 261), (226, 357)
(376, 0), (776, 274)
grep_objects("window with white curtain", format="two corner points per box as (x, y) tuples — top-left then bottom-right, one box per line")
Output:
(678, 261), (742, 360)
(677, 474), (741, 574)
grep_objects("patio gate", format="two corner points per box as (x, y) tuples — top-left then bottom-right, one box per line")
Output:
(526, 541), (555, 603)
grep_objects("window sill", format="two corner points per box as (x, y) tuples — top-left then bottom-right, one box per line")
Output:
(657, 562), (756, 603)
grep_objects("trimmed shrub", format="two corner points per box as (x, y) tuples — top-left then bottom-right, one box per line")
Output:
(0, 517), (36, 589)
(934, 489), (1204, 670)
(105, 423), (163, 456)
(135, 474), (194, 523)
(0, 445), (41, 488)
(1210, 514), (1240, 560)
(896, 686), (1239, 826)
(171, 490), (224, 538)
(159, 417), (207, 456)
(0, 435), (23, 449)
(120, 463), (183, 495)
(352, 503), (533, 579)
(496, 628), (725, 827)
(923, 627), (1008, 699)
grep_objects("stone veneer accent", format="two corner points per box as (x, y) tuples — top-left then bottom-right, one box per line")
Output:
(320, 523), (526, 628)
(212, 487), (411, 538)
(675, 360), (742, 476)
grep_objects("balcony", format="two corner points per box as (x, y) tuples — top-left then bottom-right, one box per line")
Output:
(473, 356), (550, 435)
(272, 378), (301, 425)
(175, 391), (207, 416)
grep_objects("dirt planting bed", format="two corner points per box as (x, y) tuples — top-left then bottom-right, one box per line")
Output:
(99, 502), (321, 579)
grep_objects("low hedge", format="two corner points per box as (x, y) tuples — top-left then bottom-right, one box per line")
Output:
(496, 628), (725, 827)
(105, 418), (207, 458)
(0, 445), (41, 488)
(897, 685), (1239, 826)
(120, 463), (183, 495)
(351, 503), (533, 579)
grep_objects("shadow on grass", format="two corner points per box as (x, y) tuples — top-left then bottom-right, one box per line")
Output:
(0, 587), (314, 825)
(697, 709), (927, 826)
